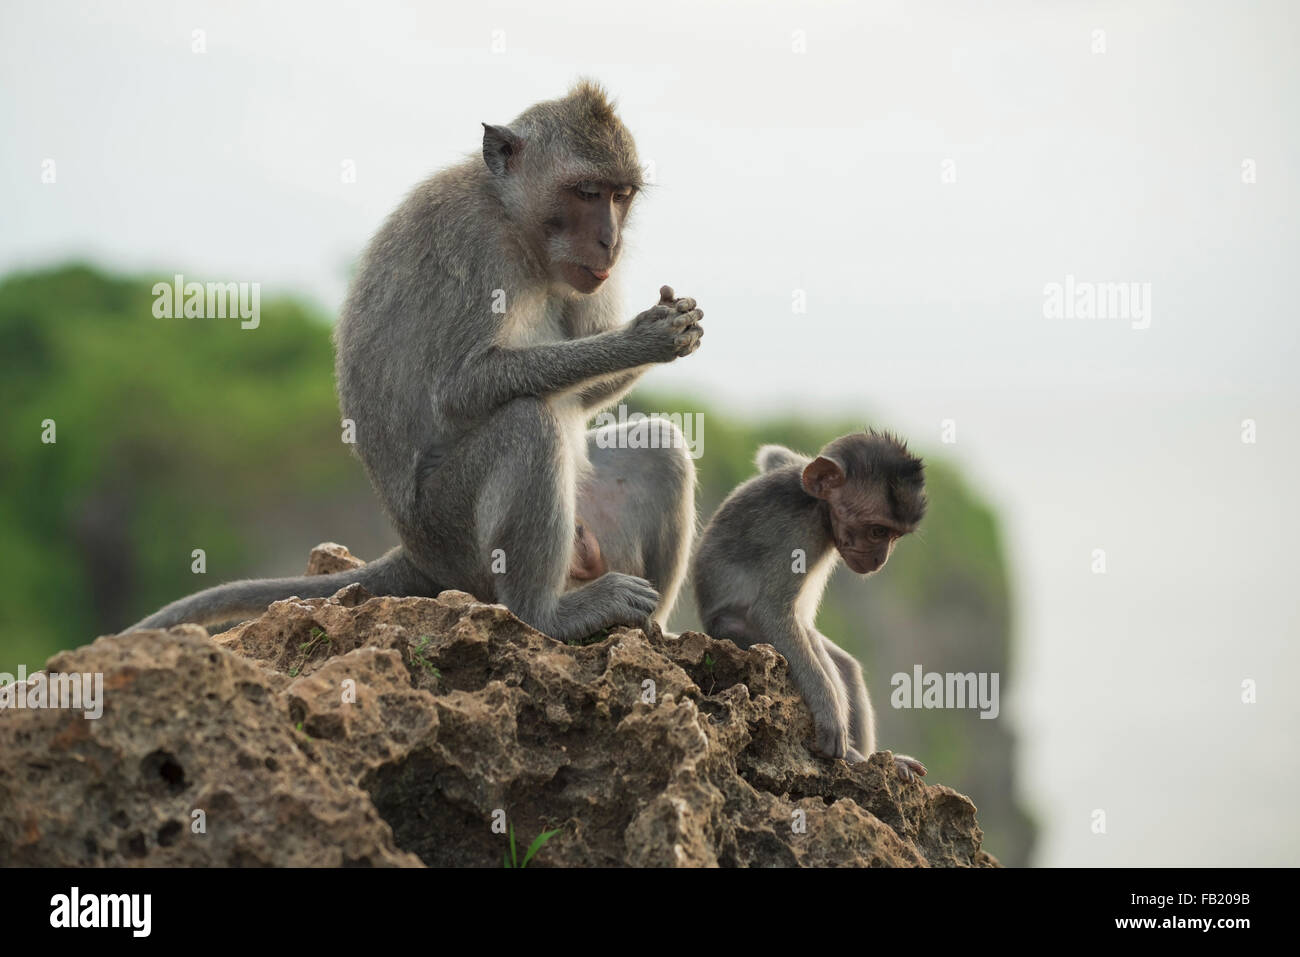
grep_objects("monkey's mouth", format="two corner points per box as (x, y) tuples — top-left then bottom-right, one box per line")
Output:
(839, 548), (879, 574)
(560, 262), (611, 292)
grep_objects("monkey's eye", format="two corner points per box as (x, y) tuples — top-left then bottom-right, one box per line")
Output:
(867, 525), (890, 542)
(613, 190), (633, 204)
(575, 185), (601, 201)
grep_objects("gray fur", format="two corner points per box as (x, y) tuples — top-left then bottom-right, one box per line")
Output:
(756, 444), (801, 473)
(693, 435), (925, 777)
(128, 82), (701, 640)
(131, 548), (427, 630)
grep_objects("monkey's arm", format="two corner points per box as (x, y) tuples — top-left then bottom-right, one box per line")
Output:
(574, 290), (695, 410)
(443, 305), (697, 418)
(750, 608), (851, 760)
(441, 335), (649, 417)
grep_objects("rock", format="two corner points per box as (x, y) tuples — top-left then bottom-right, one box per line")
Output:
(0, 547), (999, 868)
(305, 542), (366, 576)
(0, 625), (417, 866)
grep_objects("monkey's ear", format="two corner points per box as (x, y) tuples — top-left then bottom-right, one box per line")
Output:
(801, 456), (846, 499)
(482, 123), (523, 176)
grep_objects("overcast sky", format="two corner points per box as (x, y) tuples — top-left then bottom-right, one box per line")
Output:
(4, 0), (1298, 866)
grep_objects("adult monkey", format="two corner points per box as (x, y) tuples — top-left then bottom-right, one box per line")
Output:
(129, 81), (703, 640)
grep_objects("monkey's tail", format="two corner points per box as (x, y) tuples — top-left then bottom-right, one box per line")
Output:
(123, 547), (434, 632)
(756, 444), (803, 473)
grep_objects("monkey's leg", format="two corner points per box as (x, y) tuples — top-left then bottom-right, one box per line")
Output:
(581, 416), (696, 626)
(819, 635), (926, 781)
(414, 397), (659, 642)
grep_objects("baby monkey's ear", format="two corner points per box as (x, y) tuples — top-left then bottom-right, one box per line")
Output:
(801, 455), (846, 500)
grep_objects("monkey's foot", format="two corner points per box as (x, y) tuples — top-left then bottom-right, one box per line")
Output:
(813, 722), (850, 762)
(893, 754), (927, 783)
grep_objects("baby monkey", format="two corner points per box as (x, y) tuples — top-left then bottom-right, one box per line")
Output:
(693, 430), (927, 780)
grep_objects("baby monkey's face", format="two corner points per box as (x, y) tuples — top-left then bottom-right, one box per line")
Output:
(826, 494), (910, 575)
(799, 436), (926, 577)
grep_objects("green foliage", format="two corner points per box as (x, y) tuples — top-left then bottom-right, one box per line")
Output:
(502, 821), (562, 868)
(410, 635), (441, 679)
(0, 264), (360, 673)
(288, 626), (331, 677)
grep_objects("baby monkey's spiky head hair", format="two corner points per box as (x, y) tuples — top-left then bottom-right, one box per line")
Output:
(821, 429), (927, 528)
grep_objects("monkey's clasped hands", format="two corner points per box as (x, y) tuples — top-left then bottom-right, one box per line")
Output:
(629, 284), (703, 362)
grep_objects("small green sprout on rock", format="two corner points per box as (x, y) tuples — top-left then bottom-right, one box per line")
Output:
(288, 626), (331, 677)
(502, 821), (562, 869)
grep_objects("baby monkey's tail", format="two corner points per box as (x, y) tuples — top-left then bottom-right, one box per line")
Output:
(756, 444), (804, 473)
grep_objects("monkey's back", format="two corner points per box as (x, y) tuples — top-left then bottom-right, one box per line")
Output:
(693, 465), (819, 622)
(334, 160), (514, 522)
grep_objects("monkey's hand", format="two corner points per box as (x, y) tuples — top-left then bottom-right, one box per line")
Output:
(628, 285), (703, 362)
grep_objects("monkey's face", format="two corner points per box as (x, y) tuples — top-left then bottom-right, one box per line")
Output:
(802, 451), (918, 577)
(828, 503), (905, 576)
(545, 180), (636, 294)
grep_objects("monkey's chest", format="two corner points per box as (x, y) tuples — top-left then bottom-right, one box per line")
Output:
(499, 297), (574, 350)
(497, 299), (592, 462)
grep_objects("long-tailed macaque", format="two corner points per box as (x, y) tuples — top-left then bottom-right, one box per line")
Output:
(129, 81), (702, 641)
(693, 432), (927, 780)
